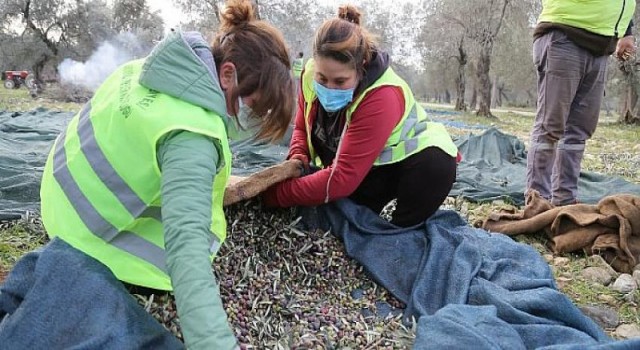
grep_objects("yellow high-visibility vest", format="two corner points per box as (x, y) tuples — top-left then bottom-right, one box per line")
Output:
(539, 0), (635, 37)
(301, 59), (457, 167)
(40, 59), (232, 290)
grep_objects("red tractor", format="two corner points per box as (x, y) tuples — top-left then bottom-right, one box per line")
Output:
(2, 70), (35, 89)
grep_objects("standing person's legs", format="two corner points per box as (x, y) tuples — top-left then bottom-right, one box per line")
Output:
(551, 55), (608, 205)
(391, 147), (456, 227)
(527, 30), (584, 200)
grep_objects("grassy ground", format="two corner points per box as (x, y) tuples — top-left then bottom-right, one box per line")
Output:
(0, 85), (82, 112)
(0, 218), (47, 274)
(0, 87), (78, 280)
(440, 106), (640, 184)
(1, 86), (82, 284)
(1, 97), (639, 341)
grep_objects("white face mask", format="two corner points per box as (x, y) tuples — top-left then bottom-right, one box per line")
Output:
(226, 70), (260, 141)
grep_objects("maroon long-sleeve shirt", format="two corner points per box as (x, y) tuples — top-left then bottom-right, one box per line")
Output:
(263, 85), (405, 207)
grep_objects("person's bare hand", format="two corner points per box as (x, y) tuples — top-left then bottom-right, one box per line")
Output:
(616, 35), (636, 61)
(289, 153), (309, 173)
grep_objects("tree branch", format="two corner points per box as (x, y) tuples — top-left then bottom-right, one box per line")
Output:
(23, 0), (59, 55)
(492, 0), (510, 37)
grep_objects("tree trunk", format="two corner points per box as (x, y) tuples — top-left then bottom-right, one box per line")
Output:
(476, 45), (494, 118)
(526, 89), (536, 108)
(468, 58), (478, 111)
(24, 0), (59, 87)
(454, 72), (466, 111)
(33, 54), (49, 87)
(470, 84), (477, 111)
(498, 86), (508, 107)
(494, 81), (507, 107)
(603, 93), (612, 116)
(444, 89), (451, 104)
(468, 59), (478, 110)
(619, 85), (638, 123)
(454, 37), (467, 111)
(490, 75), (499, 108)
(618, 60), (640, 124)
(470, 0), (508, 117)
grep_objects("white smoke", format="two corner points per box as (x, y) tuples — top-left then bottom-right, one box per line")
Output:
(58, 32), (150, 92)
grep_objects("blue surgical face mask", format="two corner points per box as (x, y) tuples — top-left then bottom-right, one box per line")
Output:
(313, 80), (354, 112)
(227, 71), (260, 141)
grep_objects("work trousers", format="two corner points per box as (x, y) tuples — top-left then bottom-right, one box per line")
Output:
(527, 30), (608, 205)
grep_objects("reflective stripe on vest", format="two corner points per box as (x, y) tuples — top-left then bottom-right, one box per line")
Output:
(52, 102), (220, 273)
(42, 60), (231, 290)
(377, 104), (428, 163)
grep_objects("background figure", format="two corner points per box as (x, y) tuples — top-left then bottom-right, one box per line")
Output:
(292, 51), (305, 89)
(527, 0), (636, 206)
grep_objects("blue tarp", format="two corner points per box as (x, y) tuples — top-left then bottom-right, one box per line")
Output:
(0, 109), (288, 220)
(313, 199), (640, 349)
(451, 128), (640, 206)
(3, 109), (639, 219)
(425, 108), (488, 130)
(0, 109), (74, 220)
(0, 238), (183, 349)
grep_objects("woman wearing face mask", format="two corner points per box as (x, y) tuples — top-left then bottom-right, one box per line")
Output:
(264, 4), (458, 227)
(1, 0), (294, 349)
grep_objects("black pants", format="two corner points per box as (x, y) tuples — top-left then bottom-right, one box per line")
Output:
(349, 147), (457, 227)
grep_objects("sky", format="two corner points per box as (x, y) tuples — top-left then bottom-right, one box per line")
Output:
(147, 0), (411, 33)
(146, 0), (184, 31)
(146, 0), (421, 68)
